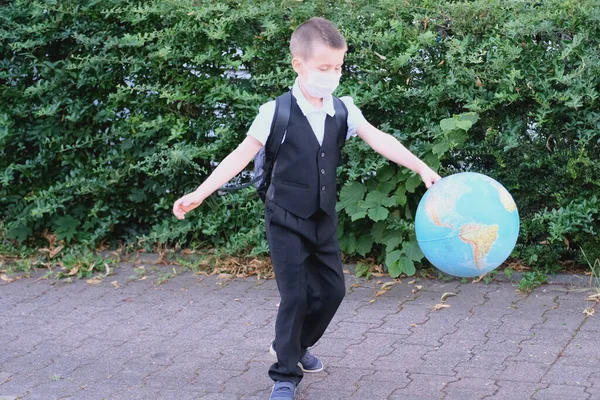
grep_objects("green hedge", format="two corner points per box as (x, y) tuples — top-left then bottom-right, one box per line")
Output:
(1, 0), (599, 276)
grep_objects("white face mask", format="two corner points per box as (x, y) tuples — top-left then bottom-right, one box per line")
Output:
(300, 60), (341, 98)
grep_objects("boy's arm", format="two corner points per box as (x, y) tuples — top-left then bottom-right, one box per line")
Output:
(356, 121), (441, 188)
(173, 136), (263, 220)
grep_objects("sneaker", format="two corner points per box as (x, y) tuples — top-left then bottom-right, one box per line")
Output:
(270, 381), (297, 400)
(270, 342), (324, 373)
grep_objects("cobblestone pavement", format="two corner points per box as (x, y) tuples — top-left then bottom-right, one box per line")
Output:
(2, 261), (600, 400)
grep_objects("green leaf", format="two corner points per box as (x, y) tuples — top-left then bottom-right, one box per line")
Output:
(128, 188), (147, 203)
(349, 207), (368, 221)
(405, 174), (422, 193)
(440, 118), (456, 132)
(371, 221), (386, 243)
(336, 221), (344, 238)
(432, 141), (450, 155)
(368, 206), (389, 221)
(402, 240), (424, 262)
(387, 260), (403, 278)
(395, 185), (407, 206)
(365, 191), (395, 208)
(376, 181), (396, 196)
(6, 224), (32, 243)
(55, 215), (80, 242)
(356, 234), (374, 256)
(456, 119), (473, 131)
(346, 200), (369, 221)
(457, 112), (479, 124)
(338, 181), (367, 211)
(384, 234), (402, 252)
(376, 165), (396, 182)
(355, 262), (370, 278)
(385, 249), (402, 266)
(447, 130), (468, 145)
(398, 256), (416, 276)
(339, 232), (357, 254)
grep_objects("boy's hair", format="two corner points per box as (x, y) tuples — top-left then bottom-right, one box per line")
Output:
(289, 17), (347, 60)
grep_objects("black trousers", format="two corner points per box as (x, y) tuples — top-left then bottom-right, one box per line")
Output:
(265, 200), (346, 384)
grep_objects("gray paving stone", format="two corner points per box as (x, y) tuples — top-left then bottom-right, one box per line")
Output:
(389, 373), (456, 399)
(307, 367), (373, 392)
(542, 363), (600, 386)
(350, 378), (402, 399)
(522, 328), (575, 346)
(372, 344), (433, 372)
(329, 332), (397, 368)
(223, 362), (272, 395)
(492, 381), (548, 400)
(533, 384), (591, 399)
(1, 263), (597, 399)
(507, 344), (563, 364)
(499, 361), (550, 382)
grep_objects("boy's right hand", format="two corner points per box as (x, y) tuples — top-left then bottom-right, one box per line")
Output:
(172, 191), (205, 220)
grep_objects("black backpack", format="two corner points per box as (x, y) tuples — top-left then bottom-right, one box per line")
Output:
(221, 91), (348, 202)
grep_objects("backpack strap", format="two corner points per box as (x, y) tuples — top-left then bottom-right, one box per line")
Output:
(263, 91), (292, 179)
(218, 91), (292, 194)
(332, 96), (349, 165)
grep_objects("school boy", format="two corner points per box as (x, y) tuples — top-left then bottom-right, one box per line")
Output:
(173, 17), (441, 400)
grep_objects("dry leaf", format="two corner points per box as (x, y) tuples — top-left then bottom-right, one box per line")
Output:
(374, 51), (387, 60)
(68, 267), (80, 276)
(343, 269), (351, 275)
(104, 264), (111, 277)
(410, 324), (418, 328)
(584, 308), (595, 317)
(49, 245), (64, 258)
(217, 273), (233, 280)
(441, 292), (457, 301)
(585, 293), (600, 302)
(432, 303), (451, 311)
(408, 279), (416, 285)
(375, 282), (395, 298)
(1, 274), (14, 283)
(87, 277), (102, 285)
(111, 280), (120, 289)
(472, 274), (487, 284)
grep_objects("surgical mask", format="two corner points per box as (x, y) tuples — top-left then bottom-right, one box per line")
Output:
(300, 60), (341, 98)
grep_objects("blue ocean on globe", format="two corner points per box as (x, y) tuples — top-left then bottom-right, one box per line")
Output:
(415, 172), (520, 278)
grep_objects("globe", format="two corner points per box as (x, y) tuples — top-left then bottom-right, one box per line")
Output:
(415, 172), (520, 278)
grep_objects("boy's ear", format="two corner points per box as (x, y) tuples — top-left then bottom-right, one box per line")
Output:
(291, 57), (303, 74)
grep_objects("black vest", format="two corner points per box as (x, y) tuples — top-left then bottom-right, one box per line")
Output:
(266, 96), (347, 219)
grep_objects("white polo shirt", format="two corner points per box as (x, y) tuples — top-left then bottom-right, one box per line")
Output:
(247, 78), (367, 146)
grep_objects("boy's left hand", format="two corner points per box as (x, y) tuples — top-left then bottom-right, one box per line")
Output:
(419, 166), (442, 189)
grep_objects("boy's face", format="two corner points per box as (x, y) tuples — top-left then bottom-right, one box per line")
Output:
(292, 40), (346, 79)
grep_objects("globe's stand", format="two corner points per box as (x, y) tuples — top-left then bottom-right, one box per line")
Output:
(415, 172), (520, 278)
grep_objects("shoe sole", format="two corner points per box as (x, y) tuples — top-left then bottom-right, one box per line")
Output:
(269, 346), (324, 373)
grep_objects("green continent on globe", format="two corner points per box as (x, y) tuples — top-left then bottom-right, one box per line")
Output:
(458, 223), (499, 269)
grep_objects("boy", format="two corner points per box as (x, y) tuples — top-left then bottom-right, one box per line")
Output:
(173, 17), (441, 400)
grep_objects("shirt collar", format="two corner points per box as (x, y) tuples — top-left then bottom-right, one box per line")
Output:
(292, 78), (336, 117)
